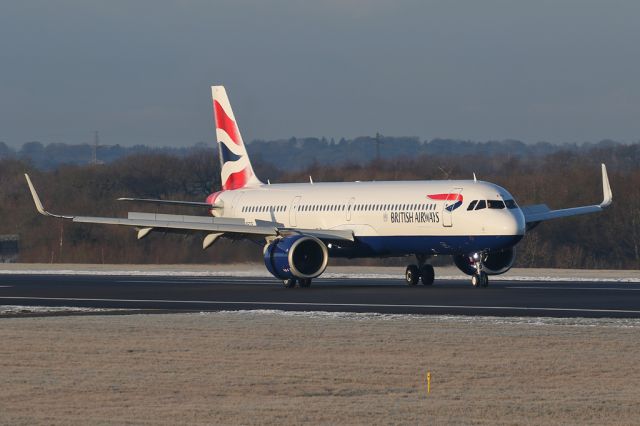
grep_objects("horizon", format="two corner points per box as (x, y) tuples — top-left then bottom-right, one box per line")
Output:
(2, 136), (638, 151)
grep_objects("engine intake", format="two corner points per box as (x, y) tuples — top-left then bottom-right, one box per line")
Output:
(264, 235), (329, 280)
(453, 247), (516, 276)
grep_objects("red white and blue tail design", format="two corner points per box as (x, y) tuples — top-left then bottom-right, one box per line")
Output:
(212, 86), (263, 190)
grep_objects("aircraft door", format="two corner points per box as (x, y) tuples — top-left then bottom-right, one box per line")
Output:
(442, 188), (463, 227)
(346, 197), (355, 221)
(290, 196), (301, 227)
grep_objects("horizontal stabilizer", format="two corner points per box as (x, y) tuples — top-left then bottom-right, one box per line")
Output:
(118, 197), (218, 208)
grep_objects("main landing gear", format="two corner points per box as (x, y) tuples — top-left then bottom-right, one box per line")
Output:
(283, 278), (312, 288)
(405, 255), (435, 286)
(470, 252), (489, 288)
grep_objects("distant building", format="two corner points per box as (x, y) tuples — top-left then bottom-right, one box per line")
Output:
(0, 235), (19, 263)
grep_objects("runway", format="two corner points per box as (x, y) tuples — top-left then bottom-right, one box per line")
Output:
(2, 273), (640, 318)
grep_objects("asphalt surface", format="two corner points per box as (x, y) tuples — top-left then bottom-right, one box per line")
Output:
(1, 274), (640, 318)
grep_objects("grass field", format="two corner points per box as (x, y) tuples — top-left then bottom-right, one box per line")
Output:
(1, 311), (639, 425)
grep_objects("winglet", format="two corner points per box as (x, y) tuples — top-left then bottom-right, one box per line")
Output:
(24, 174), (72, 219)
(600, 164), (612, 208)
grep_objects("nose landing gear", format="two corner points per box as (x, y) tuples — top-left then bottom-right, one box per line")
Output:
(470, 252), (489, 288)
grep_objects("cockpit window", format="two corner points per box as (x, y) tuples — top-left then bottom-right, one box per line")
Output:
(467, 200), (478, 211)
(475, 200), (486, 210)
(487, 200), (506, 209)
(504, 199), (518, 209)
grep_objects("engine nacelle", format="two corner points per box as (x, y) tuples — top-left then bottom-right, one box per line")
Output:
(453, 247), (516, 276)
(264, 235), (329, 280)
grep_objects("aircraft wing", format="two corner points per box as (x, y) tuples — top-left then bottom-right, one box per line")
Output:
(520, 164), (612, 228)
(25, 174), (354, 245)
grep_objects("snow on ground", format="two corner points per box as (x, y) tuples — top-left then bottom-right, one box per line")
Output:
(208, 309), (640, 328)
(0, 305), (119, 315)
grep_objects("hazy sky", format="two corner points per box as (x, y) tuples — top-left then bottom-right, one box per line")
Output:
(1, 0), (639, 147)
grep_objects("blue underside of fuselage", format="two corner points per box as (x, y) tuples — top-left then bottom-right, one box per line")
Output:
(329, 234), (523, 258)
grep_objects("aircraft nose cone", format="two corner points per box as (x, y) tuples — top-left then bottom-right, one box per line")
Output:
(492, 209), (525, 236)
(511, 209), (526, 235)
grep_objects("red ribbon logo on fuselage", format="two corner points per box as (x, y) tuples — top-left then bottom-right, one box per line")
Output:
(428, 193), (463, 212)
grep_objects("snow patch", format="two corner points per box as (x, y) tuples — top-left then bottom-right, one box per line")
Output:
(0, 305), (120, 315)
(199, 309), (640, 328)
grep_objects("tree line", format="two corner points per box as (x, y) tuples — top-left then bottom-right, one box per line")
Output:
(1, 137), (634, 171)
(1, 142), (638, 269)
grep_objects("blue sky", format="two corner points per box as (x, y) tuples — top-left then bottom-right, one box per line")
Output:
(1, 0), (639, 146)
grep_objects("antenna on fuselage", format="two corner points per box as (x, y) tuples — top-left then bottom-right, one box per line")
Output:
(473, 173), (477, 182)
(309, 176), (314, 184)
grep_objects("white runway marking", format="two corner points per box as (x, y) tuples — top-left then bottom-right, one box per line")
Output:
(117, 279), (273, 284)
(1, 296), (639, 315)
(0, 286), (12, 288)
(508, 286), (640, 291)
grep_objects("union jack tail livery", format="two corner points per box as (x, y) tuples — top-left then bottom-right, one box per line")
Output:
(212, 86), (263, 190)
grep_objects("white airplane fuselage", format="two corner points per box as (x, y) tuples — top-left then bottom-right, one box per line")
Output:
(212, 179), (526, 257)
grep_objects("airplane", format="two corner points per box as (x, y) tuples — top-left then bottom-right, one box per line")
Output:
(25, 85), (613, 288)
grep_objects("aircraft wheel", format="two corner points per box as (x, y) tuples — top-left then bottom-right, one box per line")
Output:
(471, 272), (488, 288)
(481, 272), (489, 287)
(471, 274), (480, 287)
(420, 265), (435, 286)
(283, 278), (297, 288)
(405, 265), (419, 286)
(299, 278), (312, 288)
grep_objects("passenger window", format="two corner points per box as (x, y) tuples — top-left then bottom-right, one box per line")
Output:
(475, 200), (487, 210)
(488, 200), (506, 209)
(467, 200), (478, 211)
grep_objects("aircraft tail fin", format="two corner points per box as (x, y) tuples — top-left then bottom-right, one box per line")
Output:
(211, 86), (263, 190)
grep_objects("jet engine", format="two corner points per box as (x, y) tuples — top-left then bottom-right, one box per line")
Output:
(453, 247), (516, 276)
(264, 235), (329, 280)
